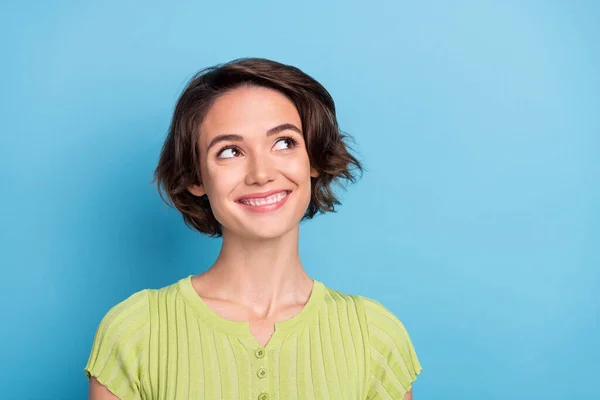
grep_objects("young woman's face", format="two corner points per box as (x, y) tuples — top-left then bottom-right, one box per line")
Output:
(188, 85), (319, 240)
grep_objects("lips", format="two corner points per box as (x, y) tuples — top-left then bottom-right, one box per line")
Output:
(237, 190), (290, 206)
(235, 190), (292, 213)
(235, 189), (291, 203)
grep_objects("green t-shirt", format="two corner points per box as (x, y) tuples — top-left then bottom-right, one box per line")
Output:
(84, 275), (422, 399)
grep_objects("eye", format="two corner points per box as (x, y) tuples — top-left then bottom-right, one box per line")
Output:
(216, 145), (242, 159)
(273, 136), (298, 151)
(216, 137), (299, 159)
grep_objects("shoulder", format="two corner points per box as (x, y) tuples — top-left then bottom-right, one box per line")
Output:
(87, 288), (151, 355)
(320, 284), (409, 331)
(84, 288), (151, 399)
(86, 287), (151, 347)
(321, 284), (367, 326)
(320, 285), (414, 349)
(359, 295), (412, 337)
(320, 284), (412, 336)
(358, 295), (420, 370)
(322, 284), (362, 306)
(319, 284), (423, 397)
(356, 294), (423, 399)
(96, 288), (150, 330)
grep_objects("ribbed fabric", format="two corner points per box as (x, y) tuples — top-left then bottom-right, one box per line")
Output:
(84, 276), (422, 400)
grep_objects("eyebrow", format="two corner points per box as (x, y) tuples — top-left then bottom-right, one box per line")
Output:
(206, 123), (302, 153)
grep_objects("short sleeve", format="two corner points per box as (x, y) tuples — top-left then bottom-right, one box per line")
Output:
(361, 296), (423, 399)
(84, 289), (150, 400)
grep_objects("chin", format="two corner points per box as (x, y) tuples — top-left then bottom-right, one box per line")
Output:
(219, 191), (310, 240)
(220, 213), (301, 240)
(241, 220), (298, 240)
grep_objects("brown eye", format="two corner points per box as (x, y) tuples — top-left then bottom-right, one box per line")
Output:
(273, 136), (299, 150)
(217, 146), (242, 159)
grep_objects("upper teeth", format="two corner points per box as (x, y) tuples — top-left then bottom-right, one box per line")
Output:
(240, 191), (289, 206)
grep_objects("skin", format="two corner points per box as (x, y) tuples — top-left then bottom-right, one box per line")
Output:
(186, 85), (321, 349)
(89, 85), (413, 400)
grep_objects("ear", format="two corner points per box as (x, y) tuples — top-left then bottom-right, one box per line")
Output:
(310, 167), (320, 178)
(187, 183), (206, 197)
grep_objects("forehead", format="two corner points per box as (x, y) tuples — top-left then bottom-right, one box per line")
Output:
(199, 85), (302, 143)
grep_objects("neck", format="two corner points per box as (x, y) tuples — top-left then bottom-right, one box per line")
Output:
(198, 225), (313, 307)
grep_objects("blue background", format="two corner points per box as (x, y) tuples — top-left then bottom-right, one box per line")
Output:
(1, 1), (598, 399)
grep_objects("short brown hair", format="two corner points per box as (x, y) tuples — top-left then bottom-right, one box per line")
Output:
(153, 57), (364, 237)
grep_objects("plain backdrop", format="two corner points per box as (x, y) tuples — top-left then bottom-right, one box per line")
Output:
(1, 1), (598, 399)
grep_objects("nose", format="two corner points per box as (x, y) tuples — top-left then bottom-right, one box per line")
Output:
(245, 153), (276, 186)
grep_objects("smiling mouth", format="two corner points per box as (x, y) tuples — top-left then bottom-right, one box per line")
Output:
(236, 190), (291, 207)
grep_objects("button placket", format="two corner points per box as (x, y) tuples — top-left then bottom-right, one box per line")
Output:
(254, 348), (265, 359)
(257, 367), (267, 379)
(253, 347), (269, 399)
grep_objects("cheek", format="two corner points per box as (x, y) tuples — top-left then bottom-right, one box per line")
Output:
(202, 165), (238, 210)
(286, 154), (313, 182)
(286, 158), (314, 208)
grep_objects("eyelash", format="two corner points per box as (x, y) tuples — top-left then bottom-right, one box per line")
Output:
(216, 136), (299, 158)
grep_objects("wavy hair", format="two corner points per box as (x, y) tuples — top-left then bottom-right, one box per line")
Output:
(153, 57), (364, 237)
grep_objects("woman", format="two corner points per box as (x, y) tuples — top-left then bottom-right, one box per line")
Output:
(84, 57), (422, 399)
